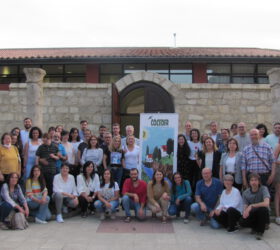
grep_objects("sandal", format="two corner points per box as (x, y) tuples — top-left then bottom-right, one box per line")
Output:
(162, 216), (167, 224)
(124, 216), (131, 223)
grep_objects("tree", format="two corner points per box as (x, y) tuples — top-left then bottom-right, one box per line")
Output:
(152, 146), (158, 161)
(158, 148), (162, 160)
(146, 145), (149, 156)
(166, 138), (174, 157)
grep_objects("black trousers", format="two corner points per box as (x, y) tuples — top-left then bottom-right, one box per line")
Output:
(213, 207), (241, 230)
(239, 207), (269, 234)
(43, 172), (55, 197)
(189, 160), (201, 192)
(78, 193), (96, 213)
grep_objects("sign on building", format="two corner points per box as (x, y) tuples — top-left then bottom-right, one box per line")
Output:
(139, 113), (178, 183)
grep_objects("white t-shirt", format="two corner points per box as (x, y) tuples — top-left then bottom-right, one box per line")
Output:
(53, 174), (78, 196)
(97, 182), (119, 200)
(63, 142), (75, 165)
(20, 130), (30, 148)
(124, 145), (140, 170)
(76, 173), (100, 195)
(187, 141), (202, 160)
(225, 156), (236, 173)
(205, 152), (214, 170)
(216, 187), (243, 213)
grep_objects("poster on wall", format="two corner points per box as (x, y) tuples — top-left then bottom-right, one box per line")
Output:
(139, 113), (178, 184)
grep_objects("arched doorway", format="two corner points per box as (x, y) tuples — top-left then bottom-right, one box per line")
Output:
(119, 81), (175, 136)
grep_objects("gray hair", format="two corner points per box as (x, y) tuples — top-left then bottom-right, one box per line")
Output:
(224, 174), (234, 182)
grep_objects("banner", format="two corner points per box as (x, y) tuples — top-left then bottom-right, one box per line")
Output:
(139, 113), (178, 183)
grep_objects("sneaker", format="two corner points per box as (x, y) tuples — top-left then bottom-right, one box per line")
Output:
(110, 212), (116, 220)
(183, 218), (189, 224)
(124, 216), (131, 223)
(200, 218), (208, 226)
(35, 217), (48, 224)
(255, 232), (263, 240)
(227, 227), (239, 233)
(56, 214), (64, 223)
(275, 217), (280, 225)
(81, 212), (87, 218)
(0, 222), (9, 230)
(62, 206), (68, 214)
(100, 213), (105, 220)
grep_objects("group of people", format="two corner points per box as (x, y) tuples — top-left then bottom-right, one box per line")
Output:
(0, 118), (279, 240)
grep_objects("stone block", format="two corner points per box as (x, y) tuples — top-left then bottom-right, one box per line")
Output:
(188, 114), (204, 121)
(247, 106), (255, 113)
(56, 107), (68, 113)
(70, 107), (79, 113)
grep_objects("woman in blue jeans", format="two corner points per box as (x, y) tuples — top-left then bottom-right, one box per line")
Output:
(168, 172), (192, 224)
(26, 165), (51, 224)
(94, 169), (119, 220)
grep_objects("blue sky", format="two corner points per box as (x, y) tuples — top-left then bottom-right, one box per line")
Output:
(1, 0), (280, 49)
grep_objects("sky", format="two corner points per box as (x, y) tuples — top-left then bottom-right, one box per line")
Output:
(1, 0), (280, 49)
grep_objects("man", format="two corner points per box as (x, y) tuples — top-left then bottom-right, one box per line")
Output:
(265, 122), (280, 150)
(52, 132), (67, 173)
(36, 133), (59, 196)
(122, 168), (147, 222)
(100, 132), (112, 152)
(233, 122), (251, 151)
(121, 125), (140, 148)
(98, 125), (107, 145)
(191, 168), (223, 228)
(184, 121), (192, 141)
(20, 117), (32, 147)
(241, 129), (276, 189)
(112, 123), (124, 138)
(218, 128), (230, 153)
(77, 129), (92, 163)
(79, 120), (88, 141)
(209, 121), (221, 147)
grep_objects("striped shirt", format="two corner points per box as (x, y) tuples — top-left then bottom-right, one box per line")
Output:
(241, 142), (275, 173)
(25, 179), (47, 201)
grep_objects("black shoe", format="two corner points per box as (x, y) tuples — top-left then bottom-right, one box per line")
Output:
(255, 232), (263, 240)
(227, 227), (239, 233)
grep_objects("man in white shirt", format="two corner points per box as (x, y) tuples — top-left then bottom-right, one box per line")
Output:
(265, 122), (280, 150)
(121, 125), (140, 148)
(233, 122), (251, 152)
(20, 117), (32, 147)
(209, 121), (221, 147)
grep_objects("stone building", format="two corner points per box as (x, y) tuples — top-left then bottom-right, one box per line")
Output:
(0, 47), (280, 136)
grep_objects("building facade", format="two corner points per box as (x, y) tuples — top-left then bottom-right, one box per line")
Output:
(0, 47), (280, 135)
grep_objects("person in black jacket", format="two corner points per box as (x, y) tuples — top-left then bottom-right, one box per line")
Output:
(197, 137), (221, 178)
(177, 134), (191, 180)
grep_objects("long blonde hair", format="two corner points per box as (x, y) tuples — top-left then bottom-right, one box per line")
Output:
(202, 137), (218, 153)
(109, 135), (122, 152)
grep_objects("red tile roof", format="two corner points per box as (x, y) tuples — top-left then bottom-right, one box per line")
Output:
(0, 47), (280, 60)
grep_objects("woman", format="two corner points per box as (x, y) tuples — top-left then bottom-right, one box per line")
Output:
(123, 135), (140, 178)
(52, 164), (79, 223)
(187, 129), (202, 191)
(213, 174), (243, 232)
(256, 124), (269, 142)
(11, 127), (23, 160)
(94, 169), (119, 220)
(81, 135), (103, 175)
(0, 133), (21, 180)
(55, 125), (64, 134)
(240, 173), (270, 240)
(219, 138), (242, 190)
(69, 127), (82, 165)
(77, 161), (100, 218)
(274, 141), (280, 225)
(230, 123), (238, 137)
(26, 165), (51, 224)
(177, 134), (191, 180)
(23, 127), (42, 180)
(147, 170), (171, 223)
(0, 173), (29, 230)
(103, 136), (125, 187)
(197, 137), (221, 179)
(168, 172), (192, 223)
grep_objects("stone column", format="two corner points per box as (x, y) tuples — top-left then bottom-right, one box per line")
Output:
(23, 68), (46, 129)
(267, 68), (280, 123)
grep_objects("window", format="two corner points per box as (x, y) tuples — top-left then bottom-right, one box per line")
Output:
(207, 64), (231, 83)
(124, 64), (145, 74)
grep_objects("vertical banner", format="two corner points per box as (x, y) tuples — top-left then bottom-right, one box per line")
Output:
(139, 113), (178, 184)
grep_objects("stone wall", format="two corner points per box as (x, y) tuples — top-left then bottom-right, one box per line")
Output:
(0, 83), (112, 134)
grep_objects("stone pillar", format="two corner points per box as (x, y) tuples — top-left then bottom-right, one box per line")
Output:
(268, 68), (280, 123)
(23, 68), (46, 129)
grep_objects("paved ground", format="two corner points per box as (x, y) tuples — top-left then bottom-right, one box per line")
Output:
(1, 214), (280, 250)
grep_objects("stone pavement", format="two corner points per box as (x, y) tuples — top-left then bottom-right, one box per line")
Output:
(1, 215), (280, 250)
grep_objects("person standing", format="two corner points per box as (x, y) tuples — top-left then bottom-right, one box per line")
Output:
(230, 123), (238, 137)
(122, 168), (147, 222)
(177, 134), (191, 180)
(209, 121), (221, 147)
(191, 168), (223, 228)
(121, 125), (140, 148)
(79, 120), (89, 141)
(241, 129), (276, 189)
(265, 122), (280, 150)
(233, 122), (251, 152)
(272, 139), (280, 225)
(184, 121), (192, 141)
(77, 129), (92, 164)
(98, 125), (107, 146)
(256, 124), (269, 143)
(218, 128), (230, 153)
(20, 118), (32, 149)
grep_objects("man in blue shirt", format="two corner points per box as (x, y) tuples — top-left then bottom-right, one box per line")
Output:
(191, 168), (223, 228)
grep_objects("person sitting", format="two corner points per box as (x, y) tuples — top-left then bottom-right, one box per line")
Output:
(212, 174), (243, 232)
(168, 172), (192, 224)
(52, 164), (79, 223)
(147, 170), (171, 224)
(94, 169), (119, 220)
(0, 172), (29, 230)
(77, 161), (100, 218)
(239, 173), (270, 240)
(26, 165), (51, 224)
(191, 168), (223, 228)
(122, 168), (147, 222)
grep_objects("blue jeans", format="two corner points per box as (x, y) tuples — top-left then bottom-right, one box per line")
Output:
(168, 196), (192, 218)
(122, 195), (145, 217)
(0, 201), (13, 222)
(191, 202), (220, 229)
(94, 200), (119, 213)
(110, 167), (123, 187)
(27, 196), (51, 221)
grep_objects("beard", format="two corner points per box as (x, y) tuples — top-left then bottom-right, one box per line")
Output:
(24, 124), (32, 130)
